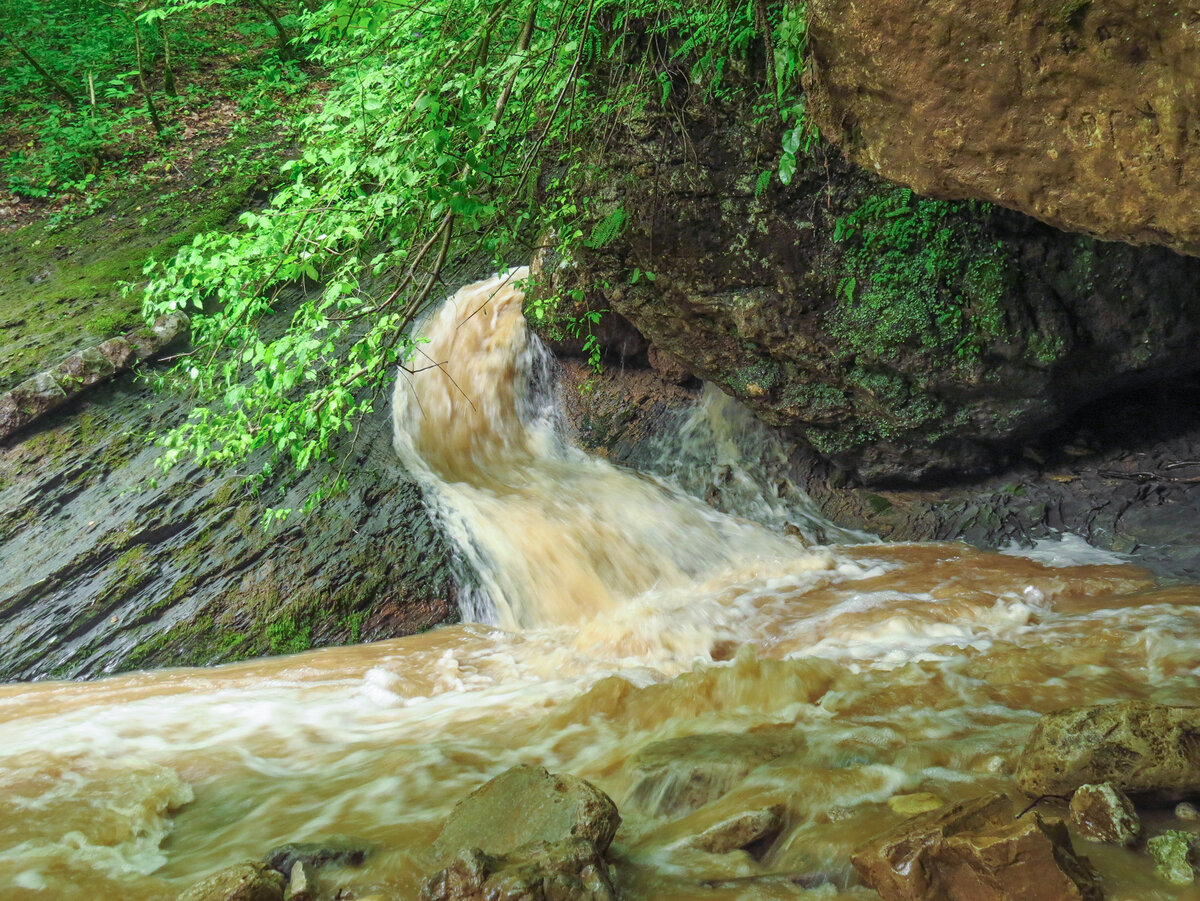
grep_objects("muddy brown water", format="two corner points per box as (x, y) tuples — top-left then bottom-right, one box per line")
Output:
(3, 271), (1200, 900)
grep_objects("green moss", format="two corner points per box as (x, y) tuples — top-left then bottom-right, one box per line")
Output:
(828, 188), (1013, 369)
(729, 358), (783, 396)
(0, 130), (287, 393)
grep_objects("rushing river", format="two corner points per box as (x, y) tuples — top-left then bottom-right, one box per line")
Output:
(3, 271), (1200, 900)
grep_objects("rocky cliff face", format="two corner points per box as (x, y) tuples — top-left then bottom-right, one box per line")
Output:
(539, 80), (1200, 483)
(805, 0), (1200, 257)
(0, 366), (459, 681)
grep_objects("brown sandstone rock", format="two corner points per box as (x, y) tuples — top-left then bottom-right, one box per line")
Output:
(428, 765), (620, 867)
(178, 860), (285, 901)
(1017, 701), (1200, 800)
(851, 794), (1102, 901)
(806, 0), (1200, 257)
(421, 839), (618, 901)
(1068, 783), (1141, 845)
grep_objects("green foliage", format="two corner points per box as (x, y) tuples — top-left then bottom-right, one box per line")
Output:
(773, 2), (814, 185)
(137, 0), (797, 491)
(830, 188), (1012, 367)
(0, 0), (307, 199)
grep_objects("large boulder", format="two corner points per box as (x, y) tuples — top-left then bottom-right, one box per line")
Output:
(1017, 701), (1200, 800)
(851, 793), (1102, 901)
(805, 0), (1200, 258)
(428, 765), (620, 867)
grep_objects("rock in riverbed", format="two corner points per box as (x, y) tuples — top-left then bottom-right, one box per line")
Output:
(1068, 783), (1142, 846)
(625, 731), (801, 817)
(421, 839), (619, 901)
(851, 793), (1102, 901)
(1017, 701), (1200, 800)
(178, 860), (285, 901)
(428, 765), (620, 866)
(1147, 830), (1199, 885)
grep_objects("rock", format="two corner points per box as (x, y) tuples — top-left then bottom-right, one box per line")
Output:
(429, 765), (620, 867)
(851, 793), (1102, 901)
(887, 792), (945, 817)
(284, 861), (314, 901)
(0, 313), (188, 442)
(178, 861), (285, 901)
(625, 731), (800, 817)
(1147, 831), (1198, 885)
(1016, 701), (1200, 800)
(264, 837), (373, 875)
(684, 806), (784, 856)
(537, 69), (1200, 484)
(421, 839), (618, 901)
(1177, 802), (1200, 822)
(1068, 783), (1141, 846)
(805, 0), (1200, 258)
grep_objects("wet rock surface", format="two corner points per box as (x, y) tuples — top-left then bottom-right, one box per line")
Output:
(559, 361), (1200, 584)
(0, 365), (459, 680)
(421, 839), (619, 901)
(851, 793), (1102, 901)
(683, 806), (784, 856)
(429, 765), (620, 867)
(178, 861), (285, 901)
(805, 0), (1200, 258)
(540, 73), (1200, 484)
(264, 838), (373, 876)
(1068, 784), (1141, 846)
(625, 731), (802, 817)
(1017, 701), (1200, 801)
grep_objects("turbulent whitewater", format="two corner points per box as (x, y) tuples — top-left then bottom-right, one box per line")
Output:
(2, 271), (1200, 900)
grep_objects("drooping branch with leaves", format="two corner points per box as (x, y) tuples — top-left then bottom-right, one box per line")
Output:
(139, 0), (811, 512)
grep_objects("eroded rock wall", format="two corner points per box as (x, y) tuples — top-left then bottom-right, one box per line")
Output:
(539, 79), (1200, 483)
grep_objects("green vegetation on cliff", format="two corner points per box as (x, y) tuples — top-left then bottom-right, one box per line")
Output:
(831, 188), (1012, 368)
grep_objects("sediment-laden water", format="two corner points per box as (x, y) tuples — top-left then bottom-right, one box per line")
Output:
(2, 271), (1199, 900)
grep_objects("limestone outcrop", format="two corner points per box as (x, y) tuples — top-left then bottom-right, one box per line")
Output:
(805, 0), (1200, 257)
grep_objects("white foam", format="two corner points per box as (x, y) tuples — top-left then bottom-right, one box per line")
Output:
(998, 533), (1129, 568)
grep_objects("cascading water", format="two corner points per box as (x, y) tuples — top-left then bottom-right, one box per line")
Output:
(1, 271), (1200, 900)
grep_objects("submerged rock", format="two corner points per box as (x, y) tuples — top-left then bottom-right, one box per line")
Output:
(683, 806), (784, 856)
(264, 837), (373, 876)
(1068, 783), (1141, 846)
(421, 839), (618, 901)
(178, 861), (285, 901)
(1017, 701), (1200, 800)
(625, 731), (800, 817)
(887, 792), (945, 817)
(851, 793), (1102, 901)
(1147, 830), (1198, 885)
(428, 765), (620, 866)
(1177, 802), (1200, 822)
